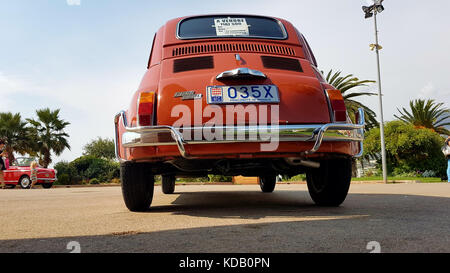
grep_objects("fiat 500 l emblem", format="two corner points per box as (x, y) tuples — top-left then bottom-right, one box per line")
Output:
(174, 91), (202, 100)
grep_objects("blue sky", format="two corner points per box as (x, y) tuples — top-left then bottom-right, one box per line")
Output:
(1, 0), (449, 164)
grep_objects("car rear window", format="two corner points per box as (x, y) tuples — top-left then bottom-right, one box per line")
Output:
(178, 15), (287, 40)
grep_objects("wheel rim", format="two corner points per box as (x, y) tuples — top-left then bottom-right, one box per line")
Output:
(20, 177), (31, 188)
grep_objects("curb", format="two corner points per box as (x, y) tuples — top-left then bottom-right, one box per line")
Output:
(52, 182), (235, 188)
(351, 180), (420, 184)
(51, 180), (426, 188)
(52, 184), (121, 188)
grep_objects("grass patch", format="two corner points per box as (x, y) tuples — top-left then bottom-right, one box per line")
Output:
(352, 176), (443, 183)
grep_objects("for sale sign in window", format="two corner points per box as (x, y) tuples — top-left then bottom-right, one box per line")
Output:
(214, 18), (249, 36)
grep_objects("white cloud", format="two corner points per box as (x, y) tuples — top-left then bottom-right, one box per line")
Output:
(417, 82), (450, 107)
(0, 71), (50, 96)
(66, 0), (81, 6)
(418, 82), (435, 98)
(0, 72), (25, 109)
(0, 71), (22, 93)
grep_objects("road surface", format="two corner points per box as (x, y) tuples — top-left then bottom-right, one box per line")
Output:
(0, 183), (449, 253)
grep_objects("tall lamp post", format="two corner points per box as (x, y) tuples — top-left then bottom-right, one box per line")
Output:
(362, 0), (388, 183)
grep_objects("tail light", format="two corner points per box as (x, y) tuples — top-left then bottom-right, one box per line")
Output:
(326, 89), (347, 122)
(138, 92), (155, 126)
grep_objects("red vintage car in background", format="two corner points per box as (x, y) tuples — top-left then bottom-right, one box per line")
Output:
(3, 157), (56, 189)
(114, 14), (365, 211)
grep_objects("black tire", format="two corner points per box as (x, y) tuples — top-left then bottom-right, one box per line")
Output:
(42, 183), (53, 189)
(19, 176), (31, 189)
(306, 158), (352, 207)
(120, 162), (155, 212)
(259, 175), (276, 193)
(161, 175), (176, 194)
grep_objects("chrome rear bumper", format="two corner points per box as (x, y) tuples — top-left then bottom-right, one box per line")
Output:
(114, 109), (365, 161)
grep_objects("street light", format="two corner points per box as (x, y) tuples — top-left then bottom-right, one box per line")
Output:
(362, 0), (385, 18)
(362, 0), (388, 183)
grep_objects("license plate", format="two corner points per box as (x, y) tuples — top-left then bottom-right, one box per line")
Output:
(206, 85), (279, 104)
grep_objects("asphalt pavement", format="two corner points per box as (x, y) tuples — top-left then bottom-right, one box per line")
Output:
(0, 183), (449, 253)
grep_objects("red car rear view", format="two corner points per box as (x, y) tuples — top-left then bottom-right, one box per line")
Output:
(114, 15), (365, 211)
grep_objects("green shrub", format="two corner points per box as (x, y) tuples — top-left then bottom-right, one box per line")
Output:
(208, 175), (233, 182)
(110, 178), (120, 184)
(71, 175), (82, 185)
(288, 174), (306, 181)
(364, 121), (447, 176)
(54, 161), (78, 184)
(89, 178), (100, 185)
(392, 168), (420, 177)
(55, 153), (120, 184)
(56, 173), (70, 185)
(177, 177), (209, 183)
(69, 155), (120, 182)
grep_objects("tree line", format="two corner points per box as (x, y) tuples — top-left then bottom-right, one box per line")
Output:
(54, 137), (119, 185)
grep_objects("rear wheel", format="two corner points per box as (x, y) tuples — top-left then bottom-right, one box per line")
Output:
(259, 175), (276, 193)
(306, 158), (352, 207)
(161, 175), (176, 194)
(120, 162), (155, 212)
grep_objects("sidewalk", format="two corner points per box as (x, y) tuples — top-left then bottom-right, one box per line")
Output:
(49, 180), (422, 189)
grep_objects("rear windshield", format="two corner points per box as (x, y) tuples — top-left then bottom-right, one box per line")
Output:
(178, 15), (287, 40)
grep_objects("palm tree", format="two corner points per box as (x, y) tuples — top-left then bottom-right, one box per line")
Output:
(394, 99), (450, 135)
(324, 70), (378, 129)
(26, 108), (71, 168)
(0, 112), (35, 163)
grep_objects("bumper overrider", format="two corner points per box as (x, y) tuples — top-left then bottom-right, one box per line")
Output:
(114, 108), (365, 161)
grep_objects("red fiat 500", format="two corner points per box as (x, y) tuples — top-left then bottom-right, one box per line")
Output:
(114, 14), (365, 211)
(3, 157), (56, 189)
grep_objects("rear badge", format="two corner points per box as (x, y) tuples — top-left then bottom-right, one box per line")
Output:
(174, 91), (202, 100)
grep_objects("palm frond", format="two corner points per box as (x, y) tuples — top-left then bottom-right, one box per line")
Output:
(343, 92), (377, 100)
(324, 69), (378, 130)
(396, 99), (450, 134)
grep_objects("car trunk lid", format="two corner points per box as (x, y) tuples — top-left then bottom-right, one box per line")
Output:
(156, 51), (331, 126)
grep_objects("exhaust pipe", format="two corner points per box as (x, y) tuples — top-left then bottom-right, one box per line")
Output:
(285, 158), (320, 168)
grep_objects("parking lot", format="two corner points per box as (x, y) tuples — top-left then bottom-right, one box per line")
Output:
(0, 183), (449, 253)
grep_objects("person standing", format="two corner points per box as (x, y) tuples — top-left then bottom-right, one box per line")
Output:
(0, 139), (6, 189)
(445, 137), (450, 183)
(29, 161), (38, 189)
